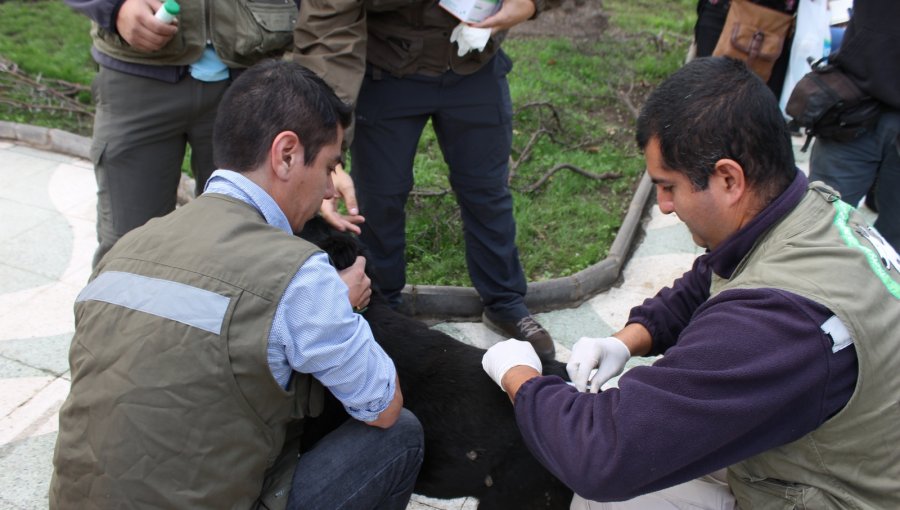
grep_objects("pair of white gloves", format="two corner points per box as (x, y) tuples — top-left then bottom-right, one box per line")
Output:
(482, 336), (631, 393)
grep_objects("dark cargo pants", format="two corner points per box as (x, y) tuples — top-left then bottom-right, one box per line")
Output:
(350, 51), (529, 320)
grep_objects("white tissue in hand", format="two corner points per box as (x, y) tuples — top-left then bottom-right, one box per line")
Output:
(450, 23), (491, 56)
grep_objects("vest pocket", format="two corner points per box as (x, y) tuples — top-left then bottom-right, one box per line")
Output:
(227, 0), (297, 63)
(735, 474), (832, 509)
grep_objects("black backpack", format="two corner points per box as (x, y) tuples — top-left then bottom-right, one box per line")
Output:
(785, 58), (882, 151)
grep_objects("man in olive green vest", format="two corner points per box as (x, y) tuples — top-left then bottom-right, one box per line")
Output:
(65, 0), (363, 269)
(480, 56), (900, 509)
(51, 60), (423, 510)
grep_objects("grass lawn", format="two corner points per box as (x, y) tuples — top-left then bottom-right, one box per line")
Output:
(0, 0), (695, 286)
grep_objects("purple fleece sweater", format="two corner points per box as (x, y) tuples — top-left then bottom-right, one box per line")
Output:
(513, 171), (858, 502)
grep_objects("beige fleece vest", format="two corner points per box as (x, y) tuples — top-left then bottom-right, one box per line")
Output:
(50, 194), (323, 510)
(711, 183), (900, 509)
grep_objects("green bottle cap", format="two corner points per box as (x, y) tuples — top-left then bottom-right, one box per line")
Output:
(163, 0), (180, 15)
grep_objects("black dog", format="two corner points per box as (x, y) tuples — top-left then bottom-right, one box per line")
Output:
(298, 217), (572, 510)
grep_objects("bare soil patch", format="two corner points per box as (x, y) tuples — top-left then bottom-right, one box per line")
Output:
(511, 0), (610, 39)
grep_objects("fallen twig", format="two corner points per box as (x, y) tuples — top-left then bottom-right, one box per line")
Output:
(517, 163), (621, 193)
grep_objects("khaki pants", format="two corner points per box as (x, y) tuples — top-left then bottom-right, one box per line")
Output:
(570, 470), (737, 510)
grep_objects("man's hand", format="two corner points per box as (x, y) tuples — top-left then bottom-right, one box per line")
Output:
(338, 256), (372, 312)
(482, 339), (542, 392)
(566, 336), (631, 393)
(471, 0), (536, 33)
(116, 0), (179, 52)
(321, 163), (365, 235)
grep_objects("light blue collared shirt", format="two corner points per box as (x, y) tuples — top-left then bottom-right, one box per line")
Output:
(204, 170), (396, 422)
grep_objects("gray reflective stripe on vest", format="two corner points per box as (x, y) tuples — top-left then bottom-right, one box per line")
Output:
(76, 271), (231, 335)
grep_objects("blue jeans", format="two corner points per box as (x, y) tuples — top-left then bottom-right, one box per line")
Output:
(810, 110), (900, 251)
(287, 409), (423, 509)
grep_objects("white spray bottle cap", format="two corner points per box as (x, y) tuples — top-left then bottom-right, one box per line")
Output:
(154, 0), (181, 24)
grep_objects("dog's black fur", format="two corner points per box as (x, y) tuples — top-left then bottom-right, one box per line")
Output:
(298, 217), (573, 510)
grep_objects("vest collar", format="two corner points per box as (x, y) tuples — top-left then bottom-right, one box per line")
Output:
(705, 170), (808, 279)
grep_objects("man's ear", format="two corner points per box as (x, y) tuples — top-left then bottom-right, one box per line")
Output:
(712, 158), (747, 206)
(270, 131), (304, 181)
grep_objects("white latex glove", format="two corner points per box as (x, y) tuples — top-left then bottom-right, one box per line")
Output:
(482, 339), (542, 391)
(566, 336), (631, 393)
(450, 23), (492, 57)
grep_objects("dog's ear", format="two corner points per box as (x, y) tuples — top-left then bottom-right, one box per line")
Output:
(297, 215), (333, 247)
(297, 215), (364, 272)
(317, 237), (360, 271)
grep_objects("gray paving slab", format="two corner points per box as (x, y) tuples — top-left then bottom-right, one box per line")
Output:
(0, 434), (55, 510)
(0, 215), (74, 280)
(0, 200), (56, 244)
(0, 334), (73, 379)
(0, 264), (55, 296)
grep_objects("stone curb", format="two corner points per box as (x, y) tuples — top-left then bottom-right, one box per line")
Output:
(1, 121), (653, 321)
(0, 121), (91, 160)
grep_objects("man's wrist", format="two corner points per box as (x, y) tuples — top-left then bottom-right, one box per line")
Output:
(616, 322), (653, 357)
(500, 365), (541, 401)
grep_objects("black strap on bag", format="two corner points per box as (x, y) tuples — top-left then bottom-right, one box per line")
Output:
(786, 58), (883, 151)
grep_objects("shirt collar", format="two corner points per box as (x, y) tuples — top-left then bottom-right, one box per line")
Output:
(202, 169), (293, 234)
(705, 169), (808, 279)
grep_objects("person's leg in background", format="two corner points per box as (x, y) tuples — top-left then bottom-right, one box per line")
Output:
(186, 78), (229, 195)
(90, 69), (226, 268)
(432, 52), (524, 319)
(810, 111), (900, 250)
(288, 408), (424, 510)
(871, 113), (900, 250)
(350, 70), (431, 307)
(432, 51), (554, 359)
(694, 0), (729, 57)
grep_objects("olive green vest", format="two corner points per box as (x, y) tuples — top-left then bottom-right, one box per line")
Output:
(712, 183), (900, 509)
(92, 0), (297, 68)
(50, 194), (324, 510)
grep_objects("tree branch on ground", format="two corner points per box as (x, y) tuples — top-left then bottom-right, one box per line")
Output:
(614, 78), (640, 120)
(0, 57), (93, 118)
(516, 163), (621, 193)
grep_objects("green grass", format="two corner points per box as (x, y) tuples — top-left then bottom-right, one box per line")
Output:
(0, 1), (94, 134)
(0, 0), (695, 286)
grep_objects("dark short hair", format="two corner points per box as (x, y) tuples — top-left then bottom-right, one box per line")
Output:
(636, 57), (795, 203)
(213, 60), (352, 172)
